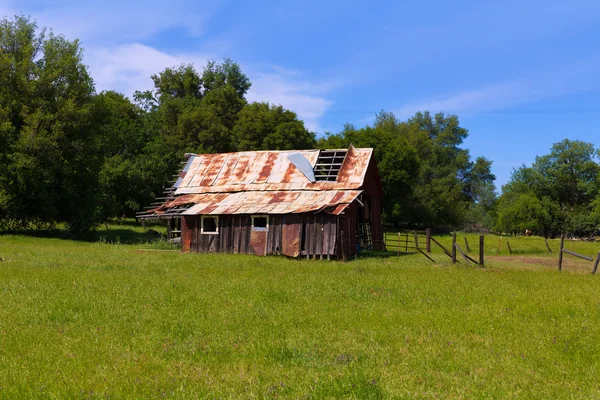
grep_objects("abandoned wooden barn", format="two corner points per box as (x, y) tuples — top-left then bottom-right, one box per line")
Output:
(138, 145), (384, 259)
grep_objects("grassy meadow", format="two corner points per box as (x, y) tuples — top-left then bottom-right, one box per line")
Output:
(1, 224), (600, 398)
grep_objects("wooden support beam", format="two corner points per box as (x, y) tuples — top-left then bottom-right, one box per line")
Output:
(426, 228), (431, 253)
(455, 244), (478, 265)
(479, 235), (484, 267)
(506, 241), (513, 255)
(430, 237), (452, 258)
(417, 248), (435, 263)
(545, 237), (552, 253)
(558, 234), (565, 271)
(592, 251), (600, 274)
(451, 232), (457, 264)
(464, 236), (471, 252)
(562, 248), (593, 262)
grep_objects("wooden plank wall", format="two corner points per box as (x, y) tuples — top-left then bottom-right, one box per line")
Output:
(303, 214), (337, 258)
(186, 213), (339, 258)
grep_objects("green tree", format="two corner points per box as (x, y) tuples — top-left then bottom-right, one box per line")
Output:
(233, 102), (316, 151)
(496, 139), (600, 236)
(318, 111), (493, 228)
(0, 15), (99, 232)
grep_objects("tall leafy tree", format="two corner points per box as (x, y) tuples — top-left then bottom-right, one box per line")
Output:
(0, 15), (99, 232)
(318, 111), (493, 228)
(233, 102), (316, 150)
(496, 139), (600, 236)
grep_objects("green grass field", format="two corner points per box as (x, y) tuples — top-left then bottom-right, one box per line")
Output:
(1, 225), (600, 398)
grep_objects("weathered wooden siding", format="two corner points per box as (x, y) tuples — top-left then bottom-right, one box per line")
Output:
(182, 213), (338, 258)
(302, 214), (337, 259)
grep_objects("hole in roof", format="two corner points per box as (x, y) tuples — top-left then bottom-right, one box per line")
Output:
(314, 150), (347, 181)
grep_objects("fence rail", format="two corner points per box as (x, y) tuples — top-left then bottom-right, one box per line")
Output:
(384, 230), (484, 267)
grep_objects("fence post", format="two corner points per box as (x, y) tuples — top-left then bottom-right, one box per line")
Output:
(414, 231), (419, 249)
(405, 232), (408, 253)
(545, 237), (552, 253)
(426, 228), (431, 253)
(464, 236), (471, 252)
(479, 235), (484, 267)
(592, 251), (600, 274)
(506, 241), (513, 255)
(558, 234), (565, 271)
(397, 232), (400, 257)
(451, 232), (457, 264)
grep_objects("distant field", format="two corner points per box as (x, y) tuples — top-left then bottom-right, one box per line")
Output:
(1, 227), (600, 398)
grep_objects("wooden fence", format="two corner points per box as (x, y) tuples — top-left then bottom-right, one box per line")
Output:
(385, 230), (484, 267)
(557, 234), (600, 274)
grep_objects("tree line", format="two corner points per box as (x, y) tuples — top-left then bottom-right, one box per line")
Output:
(1, 15), (598, 237)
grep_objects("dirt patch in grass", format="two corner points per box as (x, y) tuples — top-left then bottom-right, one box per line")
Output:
(487, 255), (595, 273)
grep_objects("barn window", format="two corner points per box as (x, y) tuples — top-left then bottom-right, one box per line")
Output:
(252, 215), (268, 231)
(201, 216), (218, 234)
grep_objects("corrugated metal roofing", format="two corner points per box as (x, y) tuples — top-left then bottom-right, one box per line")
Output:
(141, 145), (373, 218)
(152, 190), (361, 216)
(174, 146), (372, 195)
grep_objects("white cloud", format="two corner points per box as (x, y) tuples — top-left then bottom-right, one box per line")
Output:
(85, 43), (211, 95)
(84, 44), (335, 133)
(247, 69), (335, 132)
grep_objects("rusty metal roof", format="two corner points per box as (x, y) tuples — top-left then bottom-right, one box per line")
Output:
(139, 145), (373, 218)
(174, 145), (373, 195)
(151, 190), (361, 216)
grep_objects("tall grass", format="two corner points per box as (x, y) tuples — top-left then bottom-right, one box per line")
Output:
(1, 232), (600, 398)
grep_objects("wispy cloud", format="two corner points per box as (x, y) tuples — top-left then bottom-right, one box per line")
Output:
(396, 55), (600, 117)
(246, 67), (336, 132)
(5, 0), (222, 44)
(85, 43), (212, 96)
(85, 44), (335, 133)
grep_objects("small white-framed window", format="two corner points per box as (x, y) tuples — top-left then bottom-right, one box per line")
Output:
(201, 216), (219, 234)
(251, 215), (268, 231)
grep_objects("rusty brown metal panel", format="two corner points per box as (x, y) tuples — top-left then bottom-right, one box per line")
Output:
(181, 216), (193, 252)
(282, 215), (301, 257)
(336, 146), (372, 186)
(144, 148), (378, 220)
(199, 153), (228, 187)
(255, 152), (278, 183)
(212, 154), (239, 186)
(250, 230), (267, 256)
(280, 161), (299, 183)
(175, 148), (372, 193)
(188, 155), (215, 187)
(230, 154), (251, 184)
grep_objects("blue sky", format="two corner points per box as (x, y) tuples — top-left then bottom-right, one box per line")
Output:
(3, 0), (600, 189)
